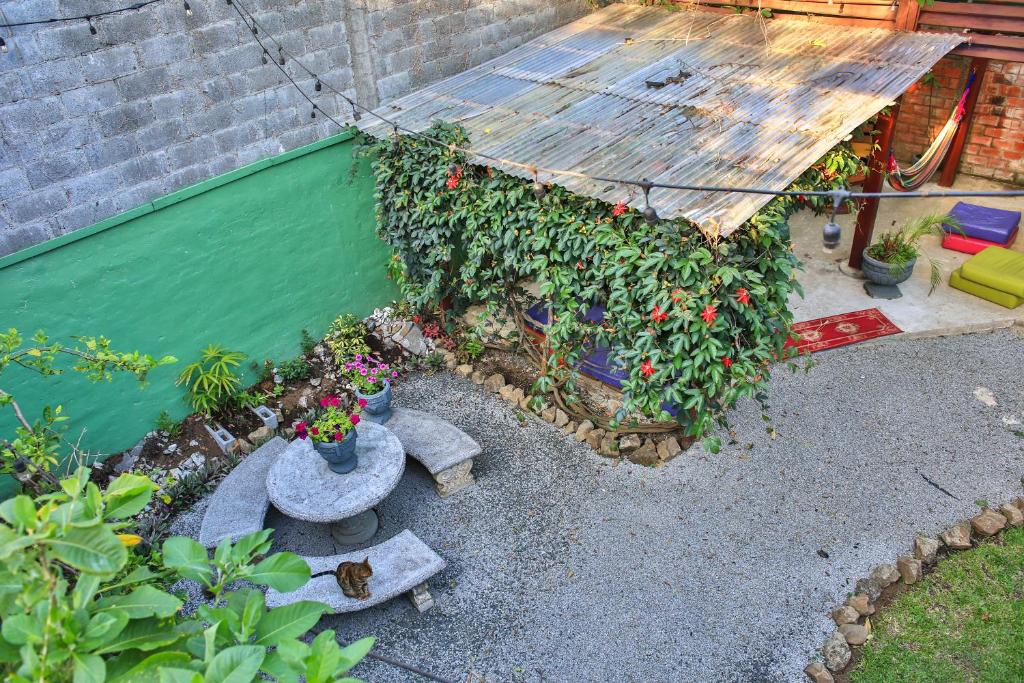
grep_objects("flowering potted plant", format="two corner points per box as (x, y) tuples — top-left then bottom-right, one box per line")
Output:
(295, 395), (366, 474)
(343, 355), (399, 423)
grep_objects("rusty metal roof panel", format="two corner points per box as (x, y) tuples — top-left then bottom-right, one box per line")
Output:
(361, 4), (962, 235)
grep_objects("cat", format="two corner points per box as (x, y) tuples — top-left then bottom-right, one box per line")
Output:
(312, 557), (373, 600)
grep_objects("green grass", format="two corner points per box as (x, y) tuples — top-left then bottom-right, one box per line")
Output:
(850, 526), (1024, 683)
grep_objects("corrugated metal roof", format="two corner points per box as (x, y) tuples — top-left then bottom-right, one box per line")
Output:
(360, 4), (962, 235)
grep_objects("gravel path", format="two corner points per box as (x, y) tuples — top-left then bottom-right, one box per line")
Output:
(176, 328), (1024, 682)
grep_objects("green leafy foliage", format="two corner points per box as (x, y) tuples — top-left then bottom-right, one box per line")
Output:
(365, 122), (863, 443)
(299, 329), (318, 356)
(176, 345), (246, 417)
(323, 315), (371, 367)
(156, 410), (183, 438)
(0, 468), (372, 682)
(277, 358), (311, 382)
(0, 329), (175, 480)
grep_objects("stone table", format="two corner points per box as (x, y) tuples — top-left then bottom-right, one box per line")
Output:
(266, 421), (405, 545)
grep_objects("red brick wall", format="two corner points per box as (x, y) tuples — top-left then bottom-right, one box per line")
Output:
(893, 56), (1023, 186)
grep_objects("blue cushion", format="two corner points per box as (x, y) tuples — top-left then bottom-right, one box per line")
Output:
(944, 201), (1021, 243)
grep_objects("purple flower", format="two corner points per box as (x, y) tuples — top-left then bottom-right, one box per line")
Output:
(355, 354), (363, 361)
(360, 368), (368, 376)
(391, 371), (398, 378)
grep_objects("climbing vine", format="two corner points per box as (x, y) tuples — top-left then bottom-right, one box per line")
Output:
(363, 122), (863, 450)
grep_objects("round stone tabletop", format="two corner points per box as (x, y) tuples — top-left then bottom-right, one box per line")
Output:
(265, 421), (405, 523)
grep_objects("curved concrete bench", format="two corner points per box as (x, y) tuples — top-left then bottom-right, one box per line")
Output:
(385, 407), (481, 497)
(199, 436), (287, 548)
(266, 529), (445, 613)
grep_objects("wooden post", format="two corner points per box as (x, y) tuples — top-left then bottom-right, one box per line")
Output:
(849, 106), (900, 269)
(938, 58), (988, 188)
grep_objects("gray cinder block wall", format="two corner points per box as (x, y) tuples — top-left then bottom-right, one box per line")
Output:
(0, 0), (589, 257)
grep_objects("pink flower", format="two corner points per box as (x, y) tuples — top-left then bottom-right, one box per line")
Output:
(350, 414), (360, 425)
(334, 432), (343, 441)
(381, 364), (389, 370)
(358, 398), (368, 408)
(370, 368), (378, 375)
(320, 397), (329, 407)
(360, 368), (368, 376)
(310, 426), (319, 436)
(391, 371), (398, 378)
(368, 376), (376, 383)
(355, 354), (363, 361)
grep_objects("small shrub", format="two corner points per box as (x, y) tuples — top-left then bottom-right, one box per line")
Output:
(460, 334), (484, 361)
(155, 410), (182, 438)
(300, 328), (317, 355)
(175, 344), (245, 416)
(251, 358), (275, 383)
(324, 314), (371, 364)
(234, 390), (263, 410)
(278, 357), (312, 381)
(425, 351), (447, 372)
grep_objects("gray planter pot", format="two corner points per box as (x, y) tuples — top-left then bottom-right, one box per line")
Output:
(861, 249), (916, 286)
(357, 379), (392, 424)
(313, 429), (358, 474)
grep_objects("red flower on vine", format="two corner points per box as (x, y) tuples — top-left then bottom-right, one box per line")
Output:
(721, 356), (732, 369)
(612, 202), (627, 217)
(640, 359), (655, 377)
(650, 305), (668, 323)
(446, 165), (463, 189)
(671, 288), (685, 304)
(700, 304), (718, 324)
(735, 288), (750, 305)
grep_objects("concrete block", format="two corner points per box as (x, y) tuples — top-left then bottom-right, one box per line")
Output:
(6, 188), (70, 224)
(85, 135), (139, 170)
(62, 82), (121, 116)
(21, 58), (86, 97)
(136, 34), (194, 68)
(0, 222), (53, 259)
(97, 101), (154, 137)
(204, 423), (236, 455)
(116, 67), (174, 101)
(81, 46), (139, 83)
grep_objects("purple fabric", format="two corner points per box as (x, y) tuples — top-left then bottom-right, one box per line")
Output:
(523, 302), (680, 417)
(944, 202), (1021, 243)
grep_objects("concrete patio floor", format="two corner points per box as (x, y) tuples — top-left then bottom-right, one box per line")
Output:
(176, 327), (1024, 682)
(789, 176), (1024, 335)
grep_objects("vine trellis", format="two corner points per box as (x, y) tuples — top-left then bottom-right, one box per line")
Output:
(361, 122), (864, 451)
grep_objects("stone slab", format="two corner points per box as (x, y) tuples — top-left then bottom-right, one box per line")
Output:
(384, 407), (481, 475)
(265, 529), (445, 614)
(265, 421), (404, 523)
(198, 436), (287, 548)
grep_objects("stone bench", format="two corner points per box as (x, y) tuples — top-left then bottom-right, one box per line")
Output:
(266, 529), (445, 613)
(384, 407), (481, 497)
(199, 436), (287, 548)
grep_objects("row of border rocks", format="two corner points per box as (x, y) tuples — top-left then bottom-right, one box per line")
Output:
(455, 364), (683, 465)
(806, 497), (1024, 682)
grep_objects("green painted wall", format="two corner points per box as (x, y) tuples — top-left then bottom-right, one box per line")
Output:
(0, 132), (394, 487)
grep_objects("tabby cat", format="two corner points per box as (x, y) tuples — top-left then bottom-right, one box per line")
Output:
(312, 557), (373, 600)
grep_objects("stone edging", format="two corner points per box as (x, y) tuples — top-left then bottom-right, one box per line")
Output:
(805, 498), (1024, 683)
(451, 363), (684, 466)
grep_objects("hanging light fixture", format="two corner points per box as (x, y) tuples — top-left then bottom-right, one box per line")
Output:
(532, 170), (546, 200)
(640, 179), (659, 225)
(278, 46), (285, 65)
(183, 1), (193, 17)
(822, 191), (844, 249)
(87, 16), (97, 34)
(0, 37), (7, 54)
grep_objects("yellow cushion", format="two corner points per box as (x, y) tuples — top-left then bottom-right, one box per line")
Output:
(959, 246), (1024, 298)
(950, 267), (1023, 309)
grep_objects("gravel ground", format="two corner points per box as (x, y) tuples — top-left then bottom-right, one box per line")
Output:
(173, 328), (1024, 682)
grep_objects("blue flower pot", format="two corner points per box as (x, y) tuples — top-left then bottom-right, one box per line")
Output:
(313, 429), (358, 474)
(356, 379), (392, 424)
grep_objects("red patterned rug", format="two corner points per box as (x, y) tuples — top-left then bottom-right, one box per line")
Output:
(786, 308), (902, 354)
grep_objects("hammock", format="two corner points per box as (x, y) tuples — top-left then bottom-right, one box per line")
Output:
(887, 71), (976, 191)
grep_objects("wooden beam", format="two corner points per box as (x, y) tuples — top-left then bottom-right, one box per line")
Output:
(849, 107), (899, 270)
(938, 58), (988, 188)
(894, 0), (921, 31)
(953, 44), (1024, 61)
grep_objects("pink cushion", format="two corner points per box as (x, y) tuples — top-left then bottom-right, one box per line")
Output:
(942, 228), (1018, 255)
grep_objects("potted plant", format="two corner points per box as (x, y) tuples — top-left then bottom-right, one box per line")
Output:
(862, 214), (958, 293)
(295, 395), (365, 474)
(343, 355), (399, 423)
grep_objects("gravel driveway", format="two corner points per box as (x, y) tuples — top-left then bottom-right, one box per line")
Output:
(184, 328), (1024, 682)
